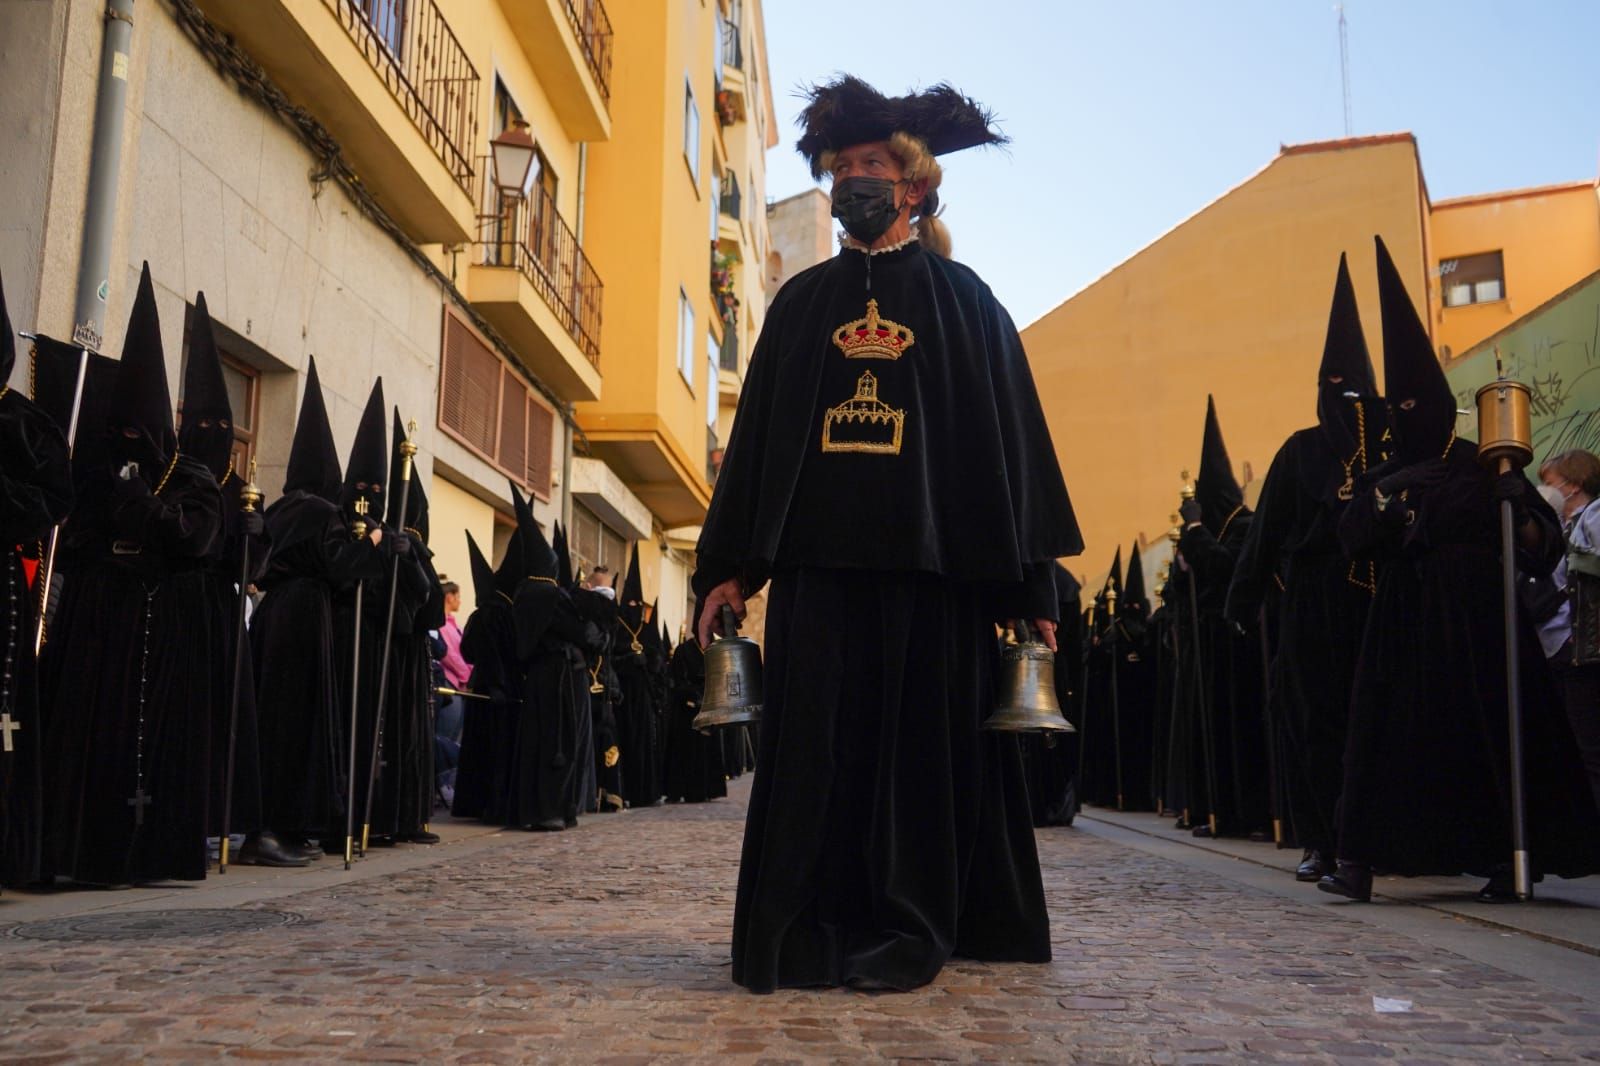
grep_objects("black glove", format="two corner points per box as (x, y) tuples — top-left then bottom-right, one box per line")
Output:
(1179, 498), (1203, 525)
(1377, 458), (1450, 498)
(241, 511), (265, 538)
(388, 531), (412, 557)
(112, 473), (151, 504)
(1491, 469), (1528, 506)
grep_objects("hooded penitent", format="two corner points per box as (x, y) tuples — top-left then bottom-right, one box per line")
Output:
(1196, 396), (1246, 537)
(620, 543), (643, 627)
(1375, 235), (1456, 463)
(385, 409), (427, 544)
(1317, 254), (1380, 457)
(108, 263), (175, 474)
(466, 530), (496, 611)
(495, 483), (530, 596)
(178, 292), (234, 482)
(553, 521), (574, 590)
(795, 75), (1008, 180)
(1123, 542), (1148, 621)
(341, 379), (387, 520)
(513, 481), (556, 580)
(283, 356), (342, 503)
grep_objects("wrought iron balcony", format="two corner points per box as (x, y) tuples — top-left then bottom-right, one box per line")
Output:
(476, 163), (603, 365)
(323, 0), (481, 195)
(564, 0), (614, 103)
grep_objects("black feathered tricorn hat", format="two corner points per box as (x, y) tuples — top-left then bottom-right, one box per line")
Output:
(796, 75), (1007, 180)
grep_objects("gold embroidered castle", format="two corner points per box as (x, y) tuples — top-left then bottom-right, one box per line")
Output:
(821, 370), (905, 455)
(832, 300), (914, 360)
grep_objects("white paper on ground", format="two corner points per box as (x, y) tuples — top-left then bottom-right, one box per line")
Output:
(1372, 996), (1414, 1013)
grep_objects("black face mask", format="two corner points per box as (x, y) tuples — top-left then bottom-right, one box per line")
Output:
(831, 177), (904, 246)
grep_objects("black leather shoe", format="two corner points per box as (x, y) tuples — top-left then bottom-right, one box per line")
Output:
(1191, 824), (1214, 839)
(405, 830), (441, 845)
(1477, 866), (1541, 903)
(1317, 861), (1372, 902)
(1296, 849), (1327, 882)
(237, 833), (310, 868)
(530, 818), (565, 832)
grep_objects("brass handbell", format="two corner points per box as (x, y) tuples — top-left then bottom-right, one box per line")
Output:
(984, 621), (1075, 733)
(693, 605), (763, 733)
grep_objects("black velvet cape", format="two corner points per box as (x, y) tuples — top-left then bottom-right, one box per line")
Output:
(694, 241), (1081, 611)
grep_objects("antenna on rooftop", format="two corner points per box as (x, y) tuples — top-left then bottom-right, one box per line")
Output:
(1337, 4), (1353, 137)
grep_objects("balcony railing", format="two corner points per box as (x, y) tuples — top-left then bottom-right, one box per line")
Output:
(325, 0), (480, 194)
(719, 171), (742, 222)
(721, 16), (743, 71)
(564, 0), (614, 103)
(477, 161), (604, 364)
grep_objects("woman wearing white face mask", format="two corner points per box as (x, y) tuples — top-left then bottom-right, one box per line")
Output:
(1537, 449), (1600, 810)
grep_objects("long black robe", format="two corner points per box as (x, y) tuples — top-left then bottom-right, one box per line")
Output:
(369, 548), (439, 839)
(1227, 428), (1372, 856)
(1021, 574), (1084, 827)
(504, 582), (588, 829)
(252, 495), (383, 838)
(696, 242), (1080, 993)
(42, 458), (221, 883)
(1177, 516), (1270, 836)
(611, 621), (661, 809)
(661, 639), (727, 804)
(0, 390), (73, 886)
(204, 477), (270, 840)
(452, 593), (518, 821)
(1337, 445), (1600, 876)
(1112, 606), (1158, 812)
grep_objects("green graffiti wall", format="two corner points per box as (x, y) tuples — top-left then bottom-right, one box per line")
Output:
(1445, 270), (1600, 463)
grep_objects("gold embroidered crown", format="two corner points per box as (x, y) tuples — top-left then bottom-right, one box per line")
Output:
(821, 370), (905, 455)
(832, 299), (914, 360)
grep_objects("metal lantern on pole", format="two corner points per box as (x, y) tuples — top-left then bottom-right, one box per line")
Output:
(1476, 349), (1536, 902)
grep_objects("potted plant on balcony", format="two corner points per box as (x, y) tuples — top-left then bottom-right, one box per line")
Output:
(715, 88), (740, 127)
(711, 251), (741, 323)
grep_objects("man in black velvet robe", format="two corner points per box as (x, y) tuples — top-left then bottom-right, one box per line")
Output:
(693, 77), (1081, 993)
(1320, 237), (1600, 902)
(1226, 255), (1388, 881)
(1175, 398), (1269, 839)
(177, 295), (303, 867)
(0, 275), (74, 887)
(612, 546), (661, 809)
(41, 264), (223, 884)
(252, 357), (376, 855)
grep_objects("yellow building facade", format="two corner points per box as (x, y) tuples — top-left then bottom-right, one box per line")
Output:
(1023, 133), (1600, 587)
(2, 0), (772, 635)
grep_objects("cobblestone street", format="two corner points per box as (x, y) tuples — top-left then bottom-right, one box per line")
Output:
(1, 779), (1597, 1064)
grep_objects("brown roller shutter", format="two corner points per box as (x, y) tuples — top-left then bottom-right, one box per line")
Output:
(498, 366), (528, 485)
(526, 395), (554, 499)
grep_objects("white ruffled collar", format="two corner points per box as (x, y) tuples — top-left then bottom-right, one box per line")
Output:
(839, 223), (920, 256)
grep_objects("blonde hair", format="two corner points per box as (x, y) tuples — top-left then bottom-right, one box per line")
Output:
(819, 132), (951, 257)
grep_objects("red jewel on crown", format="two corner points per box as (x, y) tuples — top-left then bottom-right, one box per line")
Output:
(832, 299), (914, 360)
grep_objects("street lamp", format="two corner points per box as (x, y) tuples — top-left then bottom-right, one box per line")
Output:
(491, 119), (536, 197)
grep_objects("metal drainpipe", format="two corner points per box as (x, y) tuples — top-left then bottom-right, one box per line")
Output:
(71, 0), (137, 349)
(575, 142), (588, 245)
(566, 140), (588, 530)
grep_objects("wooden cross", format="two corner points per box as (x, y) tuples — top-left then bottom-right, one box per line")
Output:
(0, 711), (19, 754)
(127, 788), (153, 826)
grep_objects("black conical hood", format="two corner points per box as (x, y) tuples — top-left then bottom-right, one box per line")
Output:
(1109, 545), (1123, 596)
(110, 263), (176, 465)
(1317, 253), (1379, 453)
(466, 530), (496, 609)
(622, 543), (643, 605)
(553, 521), (574, 589)
(1, 270), (14, 384)
(284, 356), (343, 501)
(1196, 396), (1245, 534)
(385, 409), (428, 541)
(341, 378), (387, 516)
(1123, 542), (1148, 618)
(179, 291), (235, 480)
(515, 481), (556, 580)
(1054, 561), (1082, 610)
(496, 483), (528, 594)
(1375, 235), (1455, 461)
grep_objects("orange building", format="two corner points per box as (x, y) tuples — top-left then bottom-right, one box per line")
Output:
(1023, 134), (1600, 590)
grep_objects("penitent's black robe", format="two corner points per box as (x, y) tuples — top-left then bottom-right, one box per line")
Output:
(1337, 445), (1600, 876)
(452, 592), (518, 821)
(42, 458), (222, 884)
(1227, 428), (1374, 857)
(1020, 568), (1083, 827)
(504, 581), (590, 829)
(0, 390), (73, 886)
(369, 547), (440, 839)
(695, 241), (1081, 993)
(611, 618), (661, 809)
(661, 639), (727, 804)
(252, 494), (384, 839)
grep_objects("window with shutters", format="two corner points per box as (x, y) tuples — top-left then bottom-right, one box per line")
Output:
(438, 307), (557, 499)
